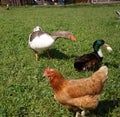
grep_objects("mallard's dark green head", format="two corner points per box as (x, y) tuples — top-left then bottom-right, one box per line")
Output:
(93, 40), (105, 52)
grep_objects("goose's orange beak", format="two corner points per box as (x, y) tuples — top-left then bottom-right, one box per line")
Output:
(70, 35), (76, 41)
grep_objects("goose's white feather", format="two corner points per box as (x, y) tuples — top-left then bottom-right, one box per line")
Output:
(33, 26), (41, 32)
(29, 33), (54, 53)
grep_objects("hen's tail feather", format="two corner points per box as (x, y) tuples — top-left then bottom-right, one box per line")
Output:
(92, 65), (108, 83)
(99, 66), (108, 75)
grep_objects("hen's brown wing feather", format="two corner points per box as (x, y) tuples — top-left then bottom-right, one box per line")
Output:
(65, 77), (102, 98)
(66, 95), (99, 110)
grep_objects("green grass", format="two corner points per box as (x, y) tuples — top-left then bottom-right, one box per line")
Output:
(0, 4), (120, 117)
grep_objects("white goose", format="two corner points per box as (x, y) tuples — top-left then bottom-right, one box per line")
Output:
(28, 26), (76, 61)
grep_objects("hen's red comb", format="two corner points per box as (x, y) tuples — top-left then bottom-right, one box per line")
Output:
(45, 66), (50, 72)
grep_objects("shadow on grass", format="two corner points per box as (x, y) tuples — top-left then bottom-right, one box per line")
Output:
(40, 48), (70, 59)
(90, 99), (120, 116)
(71, 99), (119, 117)
(17, 99), (119, 117)
(104, 62), (119, 69)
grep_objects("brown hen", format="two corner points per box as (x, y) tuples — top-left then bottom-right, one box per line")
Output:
(43, 66), (108, 117)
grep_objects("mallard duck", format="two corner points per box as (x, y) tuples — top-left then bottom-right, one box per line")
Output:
(28, 26), (76, 61)
(74, 39), (112, 71)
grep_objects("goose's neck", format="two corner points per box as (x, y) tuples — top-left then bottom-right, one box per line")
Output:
(51, 31), (70, 40)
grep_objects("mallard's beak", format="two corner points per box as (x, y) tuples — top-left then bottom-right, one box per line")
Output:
(104, 43), (112, 52)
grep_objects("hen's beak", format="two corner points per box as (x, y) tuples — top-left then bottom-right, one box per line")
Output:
(70, 35), (76, 41)
(43, 67), (50, 78)
(103, 43), (112, 52)
(43, 73), (46, 78)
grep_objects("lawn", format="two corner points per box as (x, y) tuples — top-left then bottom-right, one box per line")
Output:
(0, 4), (120, 117)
